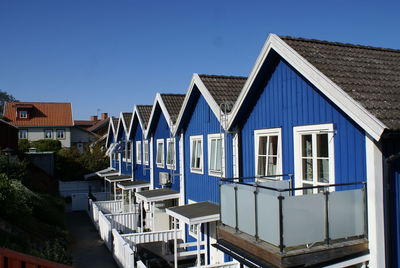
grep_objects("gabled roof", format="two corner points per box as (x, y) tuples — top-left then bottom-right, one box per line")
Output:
(173, 74), (246, 135)
(145, 93), (185, 138)
(105, 116), (118, 148)
(137, 105), (152, 128)
(279, 36), (400, 132)
(115, 112), (132, 141)
(3, 102), (73, 127)
(87, 117), (110, 133)
(228, 34), (396, 141)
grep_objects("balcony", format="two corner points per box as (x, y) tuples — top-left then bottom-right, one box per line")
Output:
(217, 177), (369, 268)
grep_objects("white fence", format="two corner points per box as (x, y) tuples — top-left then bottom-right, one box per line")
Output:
(122, 229), (182, 251)
(107, 212), (139, 234)
(59, 180), (102, 197)
(113, 229), (135, 268)
(99, 211), (113, 250)
(96, 200), (123, 214)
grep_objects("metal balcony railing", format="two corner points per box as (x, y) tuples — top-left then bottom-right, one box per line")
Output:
(219, 176), (367, 253)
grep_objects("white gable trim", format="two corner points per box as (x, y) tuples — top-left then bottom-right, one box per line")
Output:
(115, 114), (125, 142)
(173, 74), (224, 136)
(105, 117), (117, 148)
(145, 93), (174, 139)
(127, 106), (148, 139)
(228, 33), (387, 141)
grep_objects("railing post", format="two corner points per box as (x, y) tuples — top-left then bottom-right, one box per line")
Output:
(254, 184), (259, 241)
(278, 194), (285, 253)
(234, 185), (239, 232)
(362, 183), (368, 239)
(324, 190), (330, 245)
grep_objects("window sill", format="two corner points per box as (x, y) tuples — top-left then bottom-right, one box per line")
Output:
(208, 171), (224, 178)
(167, 164), (176, 170)
(190, 168), (203, 175)
(156, 163), (165, 169)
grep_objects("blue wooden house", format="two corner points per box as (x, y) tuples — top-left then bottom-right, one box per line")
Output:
(114, 112), (133, 176)
(145, 93), (185, 193)
(215, 34), (400, 268)
(127, 105), (152, 182)
(166, 74), (246, 266)
(105, 117), (119, 170)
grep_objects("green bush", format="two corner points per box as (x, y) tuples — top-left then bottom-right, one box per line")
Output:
(30, 139), (62, 152)
(18, 139), (30, 153)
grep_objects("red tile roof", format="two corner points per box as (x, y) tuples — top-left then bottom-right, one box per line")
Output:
(3, 102), (74, 127)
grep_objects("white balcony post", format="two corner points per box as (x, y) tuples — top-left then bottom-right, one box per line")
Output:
(197, 223), (201, 267)
(174, 217), (178, 268)
(114, 182), (117, 200)
(152, 202), (155, 231)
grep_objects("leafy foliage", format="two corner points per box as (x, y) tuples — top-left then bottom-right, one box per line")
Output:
(30, 139), (62, 152)
(0, 90), (18, 117)
(18, 139), (31, 154)
(56, 144), (108, 181)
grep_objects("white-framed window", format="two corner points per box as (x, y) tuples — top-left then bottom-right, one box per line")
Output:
(189, 223), (200, 238)
(56, 129), (65, 139)
(156, 139), (164, 168)
(44, 129), (52, 139)
(166, 138), (176, 170)
(190, 135), (203, 174)
(293, 124), (335, 195)
(254, 128), (282, 177)
(143, 140), (149, 165)
(208, 133), (224, 177)
(19, 129), (28, 139)
(136, 141), (142, 164)
(19, 110), (28, 119)
(126, 141), (132, 162)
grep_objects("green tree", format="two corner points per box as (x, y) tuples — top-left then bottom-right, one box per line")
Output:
(0, 90), (18, 117)
(30, 139), (62, 152)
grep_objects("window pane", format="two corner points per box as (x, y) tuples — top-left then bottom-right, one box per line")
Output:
(210, 139), (216, 170)
(258, 136), (268, 155)
(267, 156), (277, 176)
(302, 183), (313, 195)
(302, 135), (312, 157)
(257, 156), (267, 176)
(215, 139), (222, 172)
(269, 136), (278, 156)
(157, 142), (163, 164)
(302, 159), (313, 181)
(191, 140), (196, 168)
(317, 134), (328, 157)
(317, 159), (329, 183)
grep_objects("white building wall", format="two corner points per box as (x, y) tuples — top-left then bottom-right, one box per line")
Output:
(19, 127), (71, 148)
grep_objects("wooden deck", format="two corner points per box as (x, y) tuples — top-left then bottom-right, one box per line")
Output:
(217, 225), (369, 268)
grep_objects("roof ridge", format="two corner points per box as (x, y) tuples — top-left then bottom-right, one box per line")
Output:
(199, 74), (247, 79)
(7, 101), (72, 104)
(160, 93), (186, 96)
(279, 35), (400, 53)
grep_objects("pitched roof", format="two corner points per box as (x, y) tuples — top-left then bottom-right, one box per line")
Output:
(280, 36), (400, 130)
(160, 94), (186, 124)
(137, 105), (152, 128)
(198, 74), (247, 112)
(87, 117), (110, 132)
(112, 117), (119, 130)
(3, 102), (73, 127)
(122, 112), (132, 131)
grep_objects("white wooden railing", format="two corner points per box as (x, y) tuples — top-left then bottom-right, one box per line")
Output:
(122, 229), (182, 250)
(113, 229), (135, 268)
(107, 212), (139, 234)
(96, 200), (123, 214)
(99, 211), (112, 250)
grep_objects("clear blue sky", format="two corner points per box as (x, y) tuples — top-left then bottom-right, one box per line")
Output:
(1, 0), (399, 120)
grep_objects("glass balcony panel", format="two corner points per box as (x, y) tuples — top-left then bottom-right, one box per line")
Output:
(329, 189), (365, 239)
(283, 193), (325, 247)
(237, 184), (256, 236)
(220, 184), (236, 227)
(257, 188), (280, 246)
(258, 180), (290, 197)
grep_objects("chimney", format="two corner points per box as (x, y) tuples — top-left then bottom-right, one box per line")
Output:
(90, 115), (98, 121)
(101, 113), (108, 120)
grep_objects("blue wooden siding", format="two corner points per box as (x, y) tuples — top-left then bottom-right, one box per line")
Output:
(183, 91), (233, 204)
(130, 118), (150, 182)
(239, 58), (366, 188)
(150, 105), (180, 192)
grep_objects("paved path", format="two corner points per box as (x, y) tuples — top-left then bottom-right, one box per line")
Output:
(66, 211), (118, 268)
